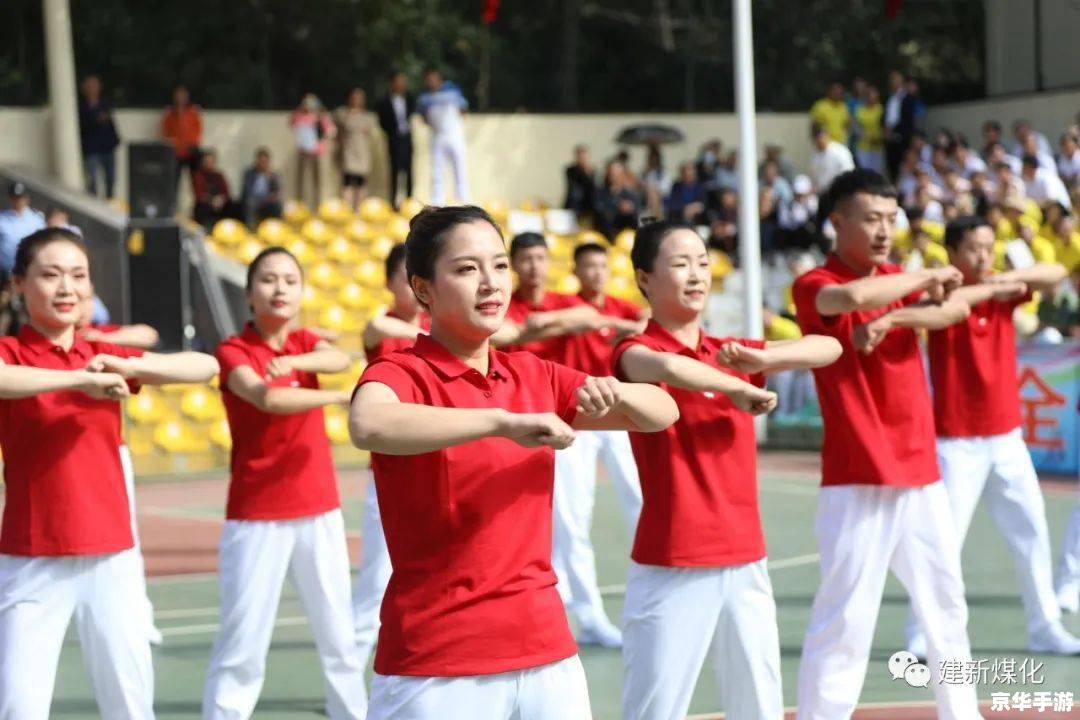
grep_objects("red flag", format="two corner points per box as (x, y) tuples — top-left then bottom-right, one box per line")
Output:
(885, 0), (903, 20)
(482, 0), (501, 24)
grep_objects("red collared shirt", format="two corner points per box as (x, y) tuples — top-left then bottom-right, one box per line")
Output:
(561, 293), (643, 375)
(0, 325), (142, 556)
(504, 289), (585, 361)
(215, 325), (340, 520)
(356, 334), (587, 677)
(928, 290), (1030, 438)
(613, 320), (767, 567)
(793, 254), (939, 487)
(364, 311), (431, 362)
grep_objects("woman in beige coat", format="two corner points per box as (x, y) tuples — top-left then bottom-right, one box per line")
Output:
(335, 88), (377, 211)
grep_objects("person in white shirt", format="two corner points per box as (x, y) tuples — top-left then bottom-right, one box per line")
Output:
(1011, 119), (1055, 159)
(1022, 155), (1072, 209)
(1057, 132), (1080, 187)
(952, 136), (987, 179)
(416, 67), (470, 205)
(810, 123), (854, 193)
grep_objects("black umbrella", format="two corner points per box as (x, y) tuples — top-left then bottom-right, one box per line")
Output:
(615, 124), (685, 146)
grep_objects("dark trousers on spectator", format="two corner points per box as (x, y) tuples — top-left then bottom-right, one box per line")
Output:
(195, 199), (242, 232)
(243, 200), (283, 229)
(387, 136), (413, 208)
(885, 138), (907, 182)
(84, 151), (116, 199)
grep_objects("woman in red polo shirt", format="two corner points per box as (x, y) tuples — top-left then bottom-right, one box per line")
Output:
(349, 205), (678, 720)
(0, 227), (218, 720)
(613, 220), (840, 720)
(202, 247), (366, 720)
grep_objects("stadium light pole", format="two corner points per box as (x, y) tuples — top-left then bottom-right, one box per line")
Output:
(43, 0), (83, 190)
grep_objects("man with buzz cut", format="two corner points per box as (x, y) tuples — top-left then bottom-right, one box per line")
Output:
(792, 169), (984, 720)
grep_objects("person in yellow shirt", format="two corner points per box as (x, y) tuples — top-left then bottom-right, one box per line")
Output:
(1050, 214), (1080, 272)
(809, 81), (850, 145)
(855, 86), (884, 174)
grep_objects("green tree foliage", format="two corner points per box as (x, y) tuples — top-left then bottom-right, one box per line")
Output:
(0, 0), (984, 112)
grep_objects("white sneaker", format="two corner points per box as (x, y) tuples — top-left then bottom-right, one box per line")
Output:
(577, 619), (623, 649)
(148, 625), (164, 646)
(1057, 584), (1079, 614)
(1028, 622), (1080, 655)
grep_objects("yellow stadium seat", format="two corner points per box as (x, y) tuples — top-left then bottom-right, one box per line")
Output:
(209, 418), (232, 450)
(577, 230), (607, 246)
(399, 197), (425, 220)
(369, 236), (394, 261)
(152, 419), (209, 453)
(301, 218), (333, 245)
(709, 250), (733, 279)
(326, 236), (360, 264)
(337, 282), (366, 309)
(359, 197), (394, 225)
(519, 199), (539, 212)
(610, 254), (633, 278)
(126, 391), (166, 425)
(354, 259), (383, 287)
(555, 274), (580, 294)
(309, 261), (346, 290)
(180, 386), (224, 422)
(256, 218), (289, 245)
(482, 199), (508, 222)
(283, 200), (311, 226)
(284, 237), (315, 266)
(236, 238), (266, 265)
(318, 198), (353, 225)
(346, 219), (375, 244)
(324, 406), (351, 445)
(614, 229), (635, 253)
(319, 304), (359, 333)
(387, 216), (411, 242)
(607, 276), (635, 299)
(212, 219), (247, 246)
(301, 284), (330, 312)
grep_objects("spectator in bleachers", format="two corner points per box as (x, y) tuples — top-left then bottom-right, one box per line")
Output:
(761, 143), (797, 183)
(982, 120), (1005, 157)
(160, 83), (203, 189)
(778, 175), (819, 251)
(809, 123), (854, 193)
(418, 67), (470, 205)
(641, 145), (672, 218)
(0, 183), (45, 274)
(884, 69), (917, 179)
(713, 149), (739, 192)
(614, 149), (642, 190)
(192, 149), (240, 231)
(854, 85), (884, 173)
(953, 135), (987, 179)
(706, 186), (739, 254)
(809, 81), (850, 145)
(290, 93), (336, 207)
(910, 129), (931, 165)
(240, 147), (283, 228)
(906, 78), (926, 126)
(995, 161), (1026, 205)
(1057, 132), (1080, 187)
(760, 159), (793, 209)
(1036, 266), (1079, 339)
(78, 75), (120, 200)
(987, 141), (1022, 174)
(564, 144), (597, 224)
(1011, 119), (1054, 159)
(44, 207), (82, 237)
(939, 165), (973, 207)
(376, 71), (415, 209)
(695, 139), (722, 183)
(845, 76), (868, 155)
(334, 88), (377, 212)
(1049, 212), (1080, 272)
(665, 161), (706, 223)
(596, 160), (641, 239)
(1020, 133), (1058, 175)
(1021, 154), (1072, 210)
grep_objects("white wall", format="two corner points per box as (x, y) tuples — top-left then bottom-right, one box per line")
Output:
(924, 86), (1080, 145)
(0, 107), (813, 208)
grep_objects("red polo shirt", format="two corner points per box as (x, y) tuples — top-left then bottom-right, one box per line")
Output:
(216, 325), (340, 520)
(365, 311), (431, 361)
(613, 321), (767, 567)
(357, 334), (587, 677)
(793, 254), (939, 487)
(0, 326), (142, 556)
(504, 289), (584, 360)
(562, 293), (643, 375)
(928, 290), (1030, 438)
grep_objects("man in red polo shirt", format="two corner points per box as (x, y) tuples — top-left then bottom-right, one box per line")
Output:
(792, 169), (983, 720)
(903, 216), (1079, 657)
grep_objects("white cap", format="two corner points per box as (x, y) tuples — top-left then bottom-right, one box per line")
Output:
(793, 175), (813, 195)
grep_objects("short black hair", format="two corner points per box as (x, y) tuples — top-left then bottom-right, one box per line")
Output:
(984, 120), (1002, 133)
(405, 205), (502, 282)
(13, 227), (87, 277)
(423, 66), (441, 77)
(246, 246), (302, 291)
(1021, 154), (1039, 168)
(509, 232), (547, 259)
(819, 168), (897, 221)
(944, 215), (992, 250)
(385, 242), (407, 282)
(573, 242), (607, 264)
(630, 219), (698, 274)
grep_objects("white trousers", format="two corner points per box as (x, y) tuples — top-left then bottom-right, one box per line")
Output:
(552, 430), (642, 627)
(621, 559), (783, 720)
(202, 509), (367, 720)
(908, 430), (1061, 644)
(0, 549), (155, 720)
(353, 475), (392, 672)
(120, 445), (158, 640)
(430, 133), (469, 205)
(796, 483), (982, 720)
(367, 655), (591, 720)
(1057, 496), (1080, 606)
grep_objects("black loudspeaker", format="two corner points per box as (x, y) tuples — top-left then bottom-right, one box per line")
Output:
(127, 222), (191, 351)
(128, 142), (177, 220)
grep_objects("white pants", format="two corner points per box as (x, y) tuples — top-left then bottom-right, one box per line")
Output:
(0, 550), (155, 720)
(621, 559), (783, 720)
(430, 133), (469, 205)
(908, 430), (1061, 643)
(367, 655), (591, 720)
(353, 476), (392, 671)
(202, 509), (367, 720)
(120, 445), (158, 639)
(796, 483), (982, 720)
(1057, 497), (1080, 605)
(552, 430), (642, 627)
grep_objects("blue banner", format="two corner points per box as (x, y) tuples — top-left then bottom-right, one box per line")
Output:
(1017, 342), (1080, 476)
